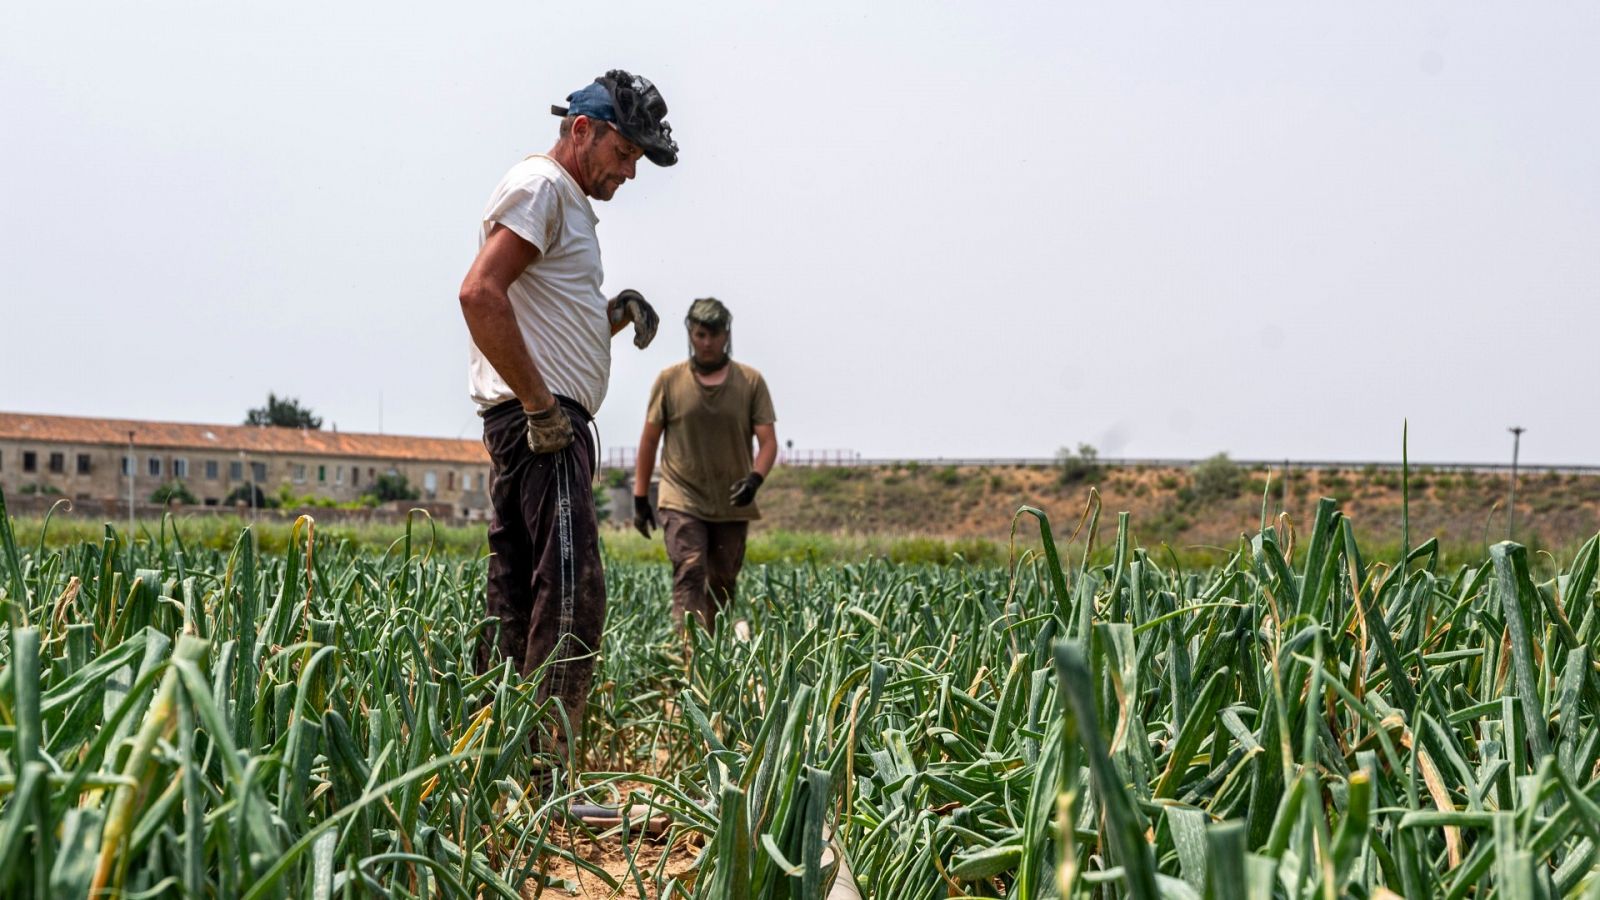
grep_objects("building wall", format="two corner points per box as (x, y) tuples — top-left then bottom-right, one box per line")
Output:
(0, 439), (492, 519)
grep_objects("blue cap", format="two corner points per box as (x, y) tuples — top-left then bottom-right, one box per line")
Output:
(554, 82), (618, 123)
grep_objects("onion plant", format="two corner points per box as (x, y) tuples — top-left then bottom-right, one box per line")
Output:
(4, 480), (1600, 899)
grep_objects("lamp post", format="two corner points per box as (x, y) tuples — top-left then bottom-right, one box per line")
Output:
(1508, 426), (1525, 541)
(127, 430), (135, 538)
(239, 450), (255, 519)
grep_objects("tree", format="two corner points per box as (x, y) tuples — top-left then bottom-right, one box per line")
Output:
(363, 472), (419, 504)
(245, 393), (323, 429)
(150, 480), (198, 505)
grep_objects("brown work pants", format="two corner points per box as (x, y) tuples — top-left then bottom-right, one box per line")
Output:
(661, 509), (749, 631)
(479, 398), (605, 762)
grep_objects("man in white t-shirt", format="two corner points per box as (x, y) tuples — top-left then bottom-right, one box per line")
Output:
(457, 70), (677, 771)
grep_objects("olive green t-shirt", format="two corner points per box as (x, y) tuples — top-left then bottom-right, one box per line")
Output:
(647, 361), (776, 522)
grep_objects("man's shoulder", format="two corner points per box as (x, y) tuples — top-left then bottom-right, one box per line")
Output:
(497, 156), (564, 191)
(732, 361), (766, 384)
(657, 360), (693, 382)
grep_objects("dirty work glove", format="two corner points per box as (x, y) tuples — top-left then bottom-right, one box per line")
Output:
(729, 471), (764, 507)
(524, 404), (573, 455)
(633, 495), (657, 538)
(608, 289), (659, 349)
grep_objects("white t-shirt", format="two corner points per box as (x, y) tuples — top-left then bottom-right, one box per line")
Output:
(467, 155), (610, 416)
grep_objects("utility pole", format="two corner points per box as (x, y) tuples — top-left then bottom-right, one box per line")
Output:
(126, 430), (135, 538)
(1508, 426), (1525, 541)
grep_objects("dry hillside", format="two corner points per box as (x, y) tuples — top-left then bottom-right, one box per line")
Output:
(750, 461), (1600, 553)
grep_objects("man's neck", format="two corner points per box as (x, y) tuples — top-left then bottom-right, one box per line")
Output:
(692, 358), (730, 385)
(546, 144), (588, 196)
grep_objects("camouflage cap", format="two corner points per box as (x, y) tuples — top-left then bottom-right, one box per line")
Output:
(552, 69), (679, 167)
(685, 297), (732, 331)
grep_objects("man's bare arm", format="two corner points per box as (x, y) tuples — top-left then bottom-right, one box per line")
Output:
(753, 423), (778, 478)
(459, 225), (557, 412)
(635, 421), (664, 495)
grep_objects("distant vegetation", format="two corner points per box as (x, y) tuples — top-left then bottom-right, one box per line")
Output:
(244, 392), (322, 429)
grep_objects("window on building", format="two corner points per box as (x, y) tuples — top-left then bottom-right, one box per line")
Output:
(423, 470), (438, 495)
(205, 460), (218, 480)
(336, 466), (345, 485)
(447, 471), (455, 490)
(49, 452), (65, 473)
(252, 462), (267, 482)
(291, 463), (306, 483)
(122, 456), (133, 476)
(77, 454), (92, 474)
(173, 458), (188, 478)
(317, 464), (326, 483)
(148, 457), (161, 477)
(351, 466), (360, 486)
(462, 473), (471, 491)
(23, 451), (37, 473)
(229, 460), (243, 480)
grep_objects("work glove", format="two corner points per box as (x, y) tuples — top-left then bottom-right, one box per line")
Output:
(633, 495), (657, 538)
(729, 471), (764, 507)
(524, 404), (573, 455)
(609, 289), (659, 349)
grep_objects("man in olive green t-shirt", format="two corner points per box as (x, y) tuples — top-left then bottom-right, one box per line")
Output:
(632, 298), (778, 630)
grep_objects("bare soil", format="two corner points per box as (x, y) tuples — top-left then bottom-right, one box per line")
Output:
(524, 827), (701, 899)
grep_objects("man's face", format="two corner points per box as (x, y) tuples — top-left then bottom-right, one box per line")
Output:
(690, 323), (729, 364)
(578, 120), (643, 201)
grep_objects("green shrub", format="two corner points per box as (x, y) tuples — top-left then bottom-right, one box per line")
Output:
(1056, 444), (1102, 486)
(1191, 453), (1244, 503)
(222, 483), (276, 508)
(803, 467), (854, 492)
(363, 471), (419, 503)
(149, 480), (198, 505)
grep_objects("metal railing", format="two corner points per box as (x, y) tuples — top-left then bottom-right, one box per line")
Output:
(598, 449), (1598, 476)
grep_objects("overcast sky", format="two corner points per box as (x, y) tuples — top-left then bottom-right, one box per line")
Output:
(3, 2), (1596, 464)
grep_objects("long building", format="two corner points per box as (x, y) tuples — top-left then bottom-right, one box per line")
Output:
(0, 411), (492, 519)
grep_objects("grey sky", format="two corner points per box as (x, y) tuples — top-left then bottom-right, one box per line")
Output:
(4, 2), (1597, 464)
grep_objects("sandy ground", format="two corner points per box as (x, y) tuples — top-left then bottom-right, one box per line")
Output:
(522, 825), (702, 899)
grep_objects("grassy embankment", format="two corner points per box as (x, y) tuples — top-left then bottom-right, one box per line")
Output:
(18, 460), (1599, 570)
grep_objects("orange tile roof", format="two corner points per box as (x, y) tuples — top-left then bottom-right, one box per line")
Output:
(0, 412), (489, 465)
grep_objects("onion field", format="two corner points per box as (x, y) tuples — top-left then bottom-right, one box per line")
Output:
(3, 486), (1600, 898)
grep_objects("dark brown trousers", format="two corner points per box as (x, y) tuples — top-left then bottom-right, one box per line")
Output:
(661, 509), (749, 631)
(479, 398), (605, 756)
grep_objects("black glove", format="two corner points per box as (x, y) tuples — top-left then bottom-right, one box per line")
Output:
(609, 289), (659, 349)
(729, 471), (764, 507)
(633, 495), (657, 538)
(524, 404), (573, 454)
